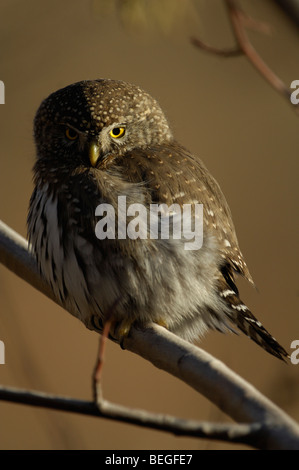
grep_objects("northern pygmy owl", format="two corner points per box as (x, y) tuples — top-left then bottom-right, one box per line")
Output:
(27, 79), (288, 360)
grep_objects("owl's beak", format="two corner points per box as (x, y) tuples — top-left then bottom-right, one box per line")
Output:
(89, 142), (100, 167)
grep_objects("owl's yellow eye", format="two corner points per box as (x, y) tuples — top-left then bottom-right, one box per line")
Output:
(65, 128), (78, 140)
(109, 127), (125, 139)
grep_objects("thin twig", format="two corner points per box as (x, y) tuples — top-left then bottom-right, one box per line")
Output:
(0, 384), (264, 447)
(92, 319), (112, 402)
(190, 37), (241, 56)
(225, 0), (293, 101)
(191, 0), (299, 112)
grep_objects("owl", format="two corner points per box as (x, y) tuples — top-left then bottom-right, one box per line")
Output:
(27, 79), (288, 361)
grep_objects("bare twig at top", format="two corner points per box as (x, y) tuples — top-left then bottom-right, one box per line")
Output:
(191, 0), (299, 113)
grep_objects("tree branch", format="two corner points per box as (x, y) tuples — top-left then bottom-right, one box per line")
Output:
(190, 37), (241, 57)
(1, 219), (299, 449)
(0, 384), (264, 446)
(191, 0), (299, 112)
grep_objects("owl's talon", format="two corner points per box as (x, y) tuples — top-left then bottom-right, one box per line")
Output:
(156, 319), (168, 329)
(118, 323), (132, 339)
(118, 319), (168, 348)
(116, 319), (135, 349)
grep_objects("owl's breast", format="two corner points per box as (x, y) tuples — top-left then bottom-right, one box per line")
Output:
(28, 161), (225, 339)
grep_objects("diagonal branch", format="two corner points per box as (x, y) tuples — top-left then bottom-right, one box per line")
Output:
(225, 0), (293, 101)
(1, 219), (299, 449)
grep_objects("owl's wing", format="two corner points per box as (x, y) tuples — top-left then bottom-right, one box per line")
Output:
(121, 142), (254, 285)
(119, 144), (290, 361)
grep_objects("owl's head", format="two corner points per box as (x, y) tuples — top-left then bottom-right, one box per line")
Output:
(34, 79), (173, 169)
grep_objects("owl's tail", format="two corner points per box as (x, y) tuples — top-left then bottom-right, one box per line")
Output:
(219, 266), (289, 362)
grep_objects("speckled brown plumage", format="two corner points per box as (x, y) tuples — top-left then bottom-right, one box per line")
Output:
(27, 79), (288, 360)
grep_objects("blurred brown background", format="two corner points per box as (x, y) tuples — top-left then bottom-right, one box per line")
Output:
(0, 0), (298, 450)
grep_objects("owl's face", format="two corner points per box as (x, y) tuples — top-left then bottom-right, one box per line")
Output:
(34, 79), (173, 171)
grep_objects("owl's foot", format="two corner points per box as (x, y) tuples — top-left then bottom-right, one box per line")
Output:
(117, 317), (168, 349)
(113, 318), (135, 349)
(156, 319), (168, 329)
(117, 319), (133, 340)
